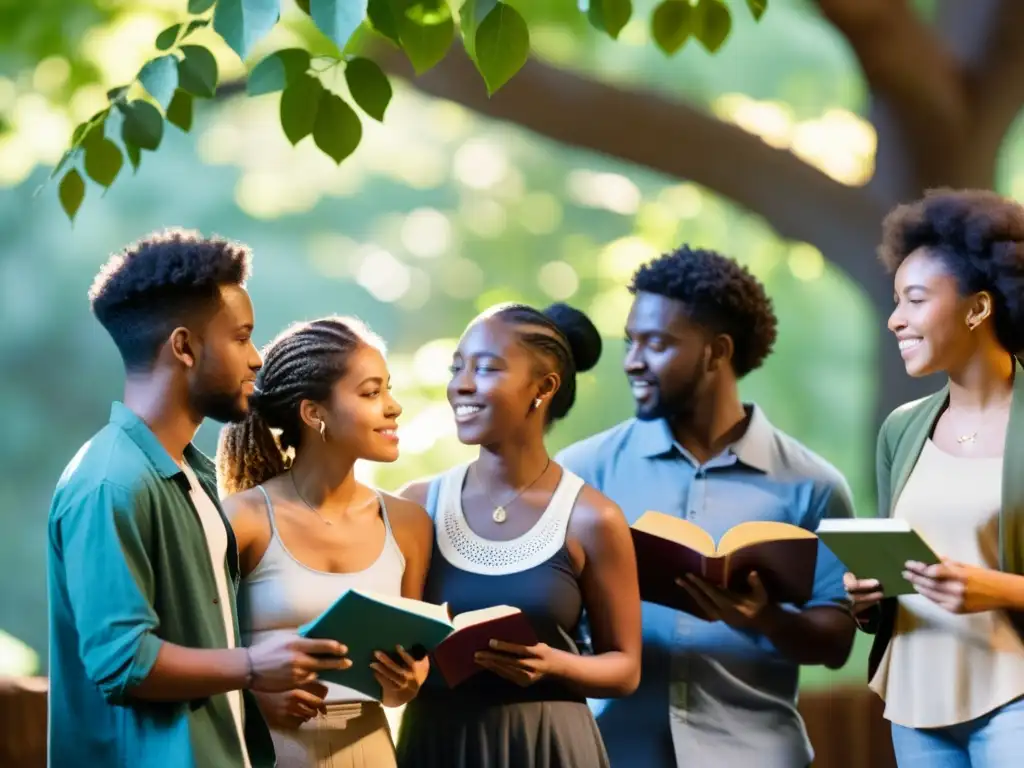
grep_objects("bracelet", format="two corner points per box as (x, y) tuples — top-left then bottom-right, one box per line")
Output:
(244, 647), (255, 689)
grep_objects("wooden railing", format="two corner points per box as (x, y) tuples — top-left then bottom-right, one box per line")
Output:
(0, 677), (895, 768)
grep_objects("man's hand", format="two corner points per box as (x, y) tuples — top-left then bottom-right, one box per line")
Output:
(843, 572), (885, 614)
(370, 645), (429, 707)
(474, 640), (563, 688)
(253, 681), (328, 730)
(677, 571), (770, 630)
(247, 634), (350, 692)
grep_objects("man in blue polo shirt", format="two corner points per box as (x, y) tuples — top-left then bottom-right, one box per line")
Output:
(556, 246), (857, 768)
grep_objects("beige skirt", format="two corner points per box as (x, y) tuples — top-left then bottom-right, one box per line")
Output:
(270, 701), (397, 768)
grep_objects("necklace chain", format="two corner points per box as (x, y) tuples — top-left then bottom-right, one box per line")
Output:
(474, 459), (551, 524)
(289, 471), (374, 526)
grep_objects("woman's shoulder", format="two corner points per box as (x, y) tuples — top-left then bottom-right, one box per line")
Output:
(565, 475), (629, 541)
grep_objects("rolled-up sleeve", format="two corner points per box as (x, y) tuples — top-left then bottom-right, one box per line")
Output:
(56, 482), (163, 703)
(805, 480), (855, 610)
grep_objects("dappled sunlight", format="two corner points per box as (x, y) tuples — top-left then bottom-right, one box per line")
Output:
(566, 169), (642, 215)
(713, 93), (876, 185)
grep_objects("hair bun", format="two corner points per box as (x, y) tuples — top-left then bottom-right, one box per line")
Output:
(543, 303), (602, 372)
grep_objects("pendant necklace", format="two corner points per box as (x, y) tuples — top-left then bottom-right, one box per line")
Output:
(956, 432), (978, 444)
(478, 459), (551, 524)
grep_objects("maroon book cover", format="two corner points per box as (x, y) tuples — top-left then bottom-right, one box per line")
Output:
(432, 611), (540, 688)
(630, 526), (818, 618)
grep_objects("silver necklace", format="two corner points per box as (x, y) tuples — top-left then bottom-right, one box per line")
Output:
(476, 459), (551, 524)
(956, 432), (978, 444)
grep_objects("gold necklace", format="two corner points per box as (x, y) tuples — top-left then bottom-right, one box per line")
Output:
(290, 472), (373, 525)
(476, 459), (551, 524)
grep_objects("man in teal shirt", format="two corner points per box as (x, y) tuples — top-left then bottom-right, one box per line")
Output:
(47, 230), (349, 767)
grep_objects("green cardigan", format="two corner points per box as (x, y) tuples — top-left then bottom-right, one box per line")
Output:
(866, 360), (1024, 679)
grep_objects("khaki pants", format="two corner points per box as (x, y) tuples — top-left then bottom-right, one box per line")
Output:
(270, 701), (397, 768)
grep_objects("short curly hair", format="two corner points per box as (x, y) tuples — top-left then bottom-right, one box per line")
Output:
(89, 228), (252, 370)
(879, 188), (1024, 354)
(629, 246), (778, 377)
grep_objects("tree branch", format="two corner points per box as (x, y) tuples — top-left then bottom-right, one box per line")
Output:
(383, 47), (884, 289)
(817, 0), (967, 190)
(959, 0), (1024, 170)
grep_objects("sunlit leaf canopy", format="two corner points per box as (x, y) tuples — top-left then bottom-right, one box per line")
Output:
(0, 0), (878, 218)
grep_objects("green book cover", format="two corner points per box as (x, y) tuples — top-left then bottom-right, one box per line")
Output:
(298, 589), (455, 698)
(816, 518), (940, 597)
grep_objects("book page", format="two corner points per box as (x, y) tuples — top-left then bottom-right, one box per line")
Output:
(354, 589), (452, 624)
(631, 511), (716, 556)
(451, 605), (521, 631)
(717, 520), (816, 556)
(816, 518), (913, 534)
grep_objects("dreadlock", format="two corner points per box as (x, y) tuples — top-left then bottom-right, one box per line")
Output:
(490, 302), (602, 426)
(216, 315), (384, 495)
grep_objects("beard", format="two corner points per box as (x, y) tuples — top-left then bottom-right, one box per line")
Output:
(635, 369), (705, 423)
(190, 385), (249, 424)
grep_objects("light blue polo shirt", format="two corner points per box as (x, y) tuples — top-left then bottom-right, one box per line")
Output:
(556, 405), (854, 768)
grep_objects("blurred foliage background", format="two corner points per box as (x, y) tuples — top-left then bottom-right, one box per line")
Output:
(2, 0), (1023, 695)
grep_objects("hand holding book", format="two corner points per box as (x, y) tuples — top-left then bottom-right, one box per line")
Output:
(474, 639), (560, 688)
(677, 570), (772, 630)
(370, 645), (430, 706)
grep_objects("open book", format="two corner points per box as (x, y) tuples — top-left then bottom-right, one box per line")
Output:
(630, 511), (819, 619)
(298, 589), (537, 695)
(815, 518), (940, 597)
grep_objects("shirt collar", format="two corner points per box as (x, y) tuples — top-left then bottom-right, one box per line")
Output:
(109, 401), (189, 479)
(630, 403), (774, 473)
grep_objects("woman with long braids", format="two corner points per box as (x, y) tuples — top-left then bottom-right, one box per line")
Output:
(396, 302), (642, 768)
(217, 316), (433, 768)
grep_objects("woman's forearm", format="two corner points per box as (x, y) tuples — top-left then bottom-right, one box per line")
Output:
(549, 650), (639, 698)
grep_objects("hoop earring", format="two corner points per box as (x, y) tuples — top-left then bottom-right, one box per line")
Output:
(318, 421), (327, 441)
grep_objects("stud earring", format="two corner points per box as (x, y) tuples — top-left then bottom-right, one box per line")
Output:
(534, 398), (542, 410)
(318, 421), (327, 441)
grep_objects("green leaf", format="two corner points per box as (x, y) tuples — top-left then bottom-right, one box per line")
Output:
(51, 148), (77, 180)
(178, 45), (219, 97)
(59, 169), (85, 221)
(312, 91), (362, 163)
(120, 99), (164, 151)
(746, 0), (767, 19)
(188, 0), (217, 13)
(166, 89), (194, 131)
(185, 19), (211, 37)
(125, 141), (142, 172)
(214, 0), (282, 61)
(587, 0), (632, 40)
(651, 0), (694, 56)
(280, 73), (324, 144)
(695, 0), (732, 53)
(398, 1), (455, 74)
(106, 85), (129, 101)
(367, 0), (399, 44)
(473, 2), (529, 95)
(138, 55), (179, 110)
(84, 138), (123, 187)
(310, 0), (368, 53)
(156, 24), (182, 51)
(296, 0), (311, 12)
(344, 57), (391, 121)
(247, 48), (311, 95)
(460, 0), (496, 59)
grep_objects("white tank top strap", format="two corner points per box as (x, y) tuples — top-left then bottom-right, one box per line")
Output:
(434, 462), (584, 576)
(254, 484), (280, 539)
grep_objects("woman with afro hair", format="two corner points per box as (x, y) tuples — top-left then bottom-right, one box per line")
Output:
(846, 189), (1024, 766)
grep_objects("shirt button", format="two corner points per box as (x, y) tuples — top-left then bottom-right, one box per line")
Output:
(213, 597), (220, 604)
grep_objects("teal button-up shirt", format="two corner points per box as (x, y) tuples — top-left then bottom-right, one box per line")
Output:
(47, 402), (275, 767)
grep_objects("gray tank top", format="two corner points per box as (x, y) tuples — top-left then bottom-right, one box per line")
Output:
(241, 485), (406, 703)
